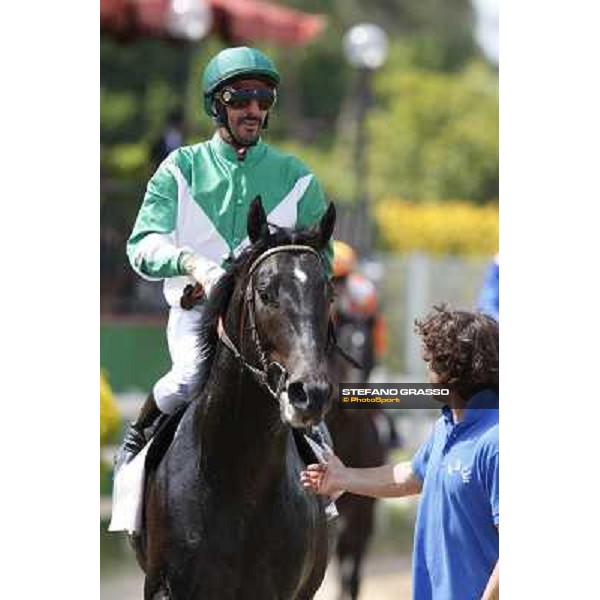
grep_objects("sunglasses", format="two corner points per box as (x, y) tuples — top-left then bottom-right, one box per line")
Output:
(216, 87), (277, 111)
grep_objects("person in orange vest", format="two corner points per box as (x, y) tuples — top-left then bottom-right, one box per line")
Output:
(331, 241), (399, 449)
(332, 241), (388, 380)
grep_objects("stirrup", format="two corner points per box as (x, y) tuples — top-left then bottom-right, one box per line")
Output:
(123, 423), (146, 454)
(114, 423), (146, 472)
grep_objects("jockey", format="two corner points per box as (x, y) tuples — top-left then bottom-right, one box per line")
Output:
(115, 47), (333, 469)
(331, 241), (399, 448)
(331, 241), (388, 379)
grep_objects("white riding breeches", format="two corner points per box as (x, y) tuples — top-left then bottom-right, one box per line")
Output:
(153, 305), (208, 414)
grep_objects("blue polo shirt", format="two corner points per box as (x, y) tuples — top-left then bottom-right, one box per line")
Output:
(411, 389), (499, 600)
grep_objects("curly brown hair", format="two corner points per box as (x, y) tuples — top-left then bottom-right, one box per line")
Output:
(414, 304), (499, 400)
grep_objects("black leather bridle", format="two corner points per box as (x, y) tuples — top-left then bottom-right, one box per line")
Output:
(219, 244), (326, 401)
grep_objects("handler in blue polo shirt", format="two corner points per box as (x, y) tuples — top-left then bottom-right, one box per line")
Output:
(301, 305), (499, 600)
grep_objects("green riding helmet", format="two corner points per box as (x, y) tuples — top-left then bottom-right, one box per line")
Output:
(202, 46), (281, 117)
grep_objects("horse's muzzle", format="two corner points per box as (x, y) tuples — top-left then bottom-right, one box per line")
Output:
(283, 379), (333, 427)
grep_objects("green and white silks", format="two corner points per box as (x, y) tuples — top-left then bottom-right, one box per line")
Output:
(127, 133), (333, 307)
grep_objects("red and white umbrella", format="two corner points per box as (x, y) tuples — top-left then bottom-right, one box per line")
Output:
(101, 0), (326, 46)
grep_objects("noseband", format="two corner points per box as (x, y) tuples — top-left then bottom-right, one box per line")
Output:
(219, 245), (325, 401)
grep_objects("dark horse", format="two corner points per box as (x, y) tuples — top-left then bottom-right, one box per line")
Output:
(134, 198), (338, 599)
(326, 319), (389, 600)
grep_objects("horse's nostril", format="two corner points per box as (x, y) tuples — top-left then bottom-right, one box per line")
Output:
(288, 381), (309, 409)
(288, 380), (332, 413)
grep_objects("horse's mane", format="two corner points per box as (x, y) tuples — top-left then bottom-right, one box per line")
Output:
(195, 222), (327, 378)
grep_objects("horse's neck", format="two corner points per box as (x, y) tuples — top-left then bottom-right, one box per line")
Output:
(197, 339), (290, 490)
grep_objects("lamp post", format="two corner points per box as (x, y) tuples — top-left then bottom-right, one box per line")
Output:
(167, 0), (212, 41)
(343, 24), (388, 256)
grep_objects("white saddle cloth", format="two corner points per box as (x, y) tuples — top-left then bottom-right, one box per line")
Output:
(108, 442), (151, 534)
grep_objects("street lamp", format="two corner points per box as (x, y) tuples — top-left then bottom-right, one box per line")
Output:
(343, 24), (388, 256)
(167, 0), (212, 41)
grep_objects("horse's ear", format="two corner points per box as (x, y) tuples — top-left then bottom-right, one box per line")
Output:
(247, 195), (268, 244)
(317, 203), (336, 249)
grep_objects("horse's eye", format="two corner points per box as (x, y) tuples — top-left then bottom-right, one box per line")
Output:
(258, 287), (278, 306)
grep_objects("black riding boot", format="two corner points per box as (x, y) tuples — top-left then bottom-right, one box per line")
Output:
(114, 393), (164, 472)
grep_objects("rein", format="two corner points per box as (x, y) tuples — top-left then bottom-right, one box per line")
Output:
(326, 319), (364, 370)
(219, 244), (323, 401)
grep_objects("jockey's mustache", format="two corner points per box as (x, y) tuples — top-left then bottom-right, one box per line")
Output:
(237, 115), (262, 127)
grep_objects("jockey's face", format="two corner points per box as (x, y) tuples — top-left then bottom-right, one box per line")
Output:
(222, 78), (273, 146)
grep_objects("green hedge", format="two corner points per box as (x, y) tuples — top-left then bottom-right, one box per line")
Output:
(100, 319), (169, 393)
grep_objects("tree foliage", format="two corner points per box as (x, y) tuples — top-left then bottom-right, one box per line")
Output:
(369, 59), (498, 203)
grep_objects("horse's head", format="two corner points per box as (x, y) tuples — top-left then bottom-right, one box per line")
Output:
(234, 196), (336, 428)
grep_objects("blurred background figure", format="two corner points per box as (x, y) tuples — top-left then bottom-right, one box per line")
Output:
(327, 241), (397, 600)
(476, 254), (499, 320)
(332, 240), (399, 449)
(332, 240), (388, 383)
(150, 107), (186, 170)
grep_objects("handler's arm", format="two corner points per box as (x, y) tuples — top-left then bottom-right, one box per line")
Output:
(481, 558), (499, 600)
(301, 455), (422, 499)
(127, 159), (185, 280)
(344, 461), (423, 498)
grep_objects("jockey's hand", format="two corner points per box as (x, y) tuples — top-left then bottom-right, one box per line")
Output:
(300, 453), (347, 497)
(181, 252), (226, 298)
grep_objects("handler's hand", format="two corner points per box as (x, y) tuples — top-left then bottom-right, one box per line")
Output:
(300, 453), (347, 497)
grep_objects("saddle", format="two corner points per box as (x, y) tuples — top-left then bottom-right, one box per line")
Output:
(109, 406), (188, 536)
